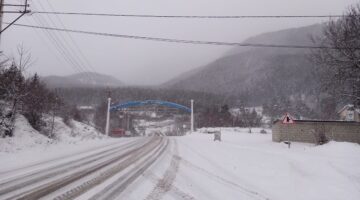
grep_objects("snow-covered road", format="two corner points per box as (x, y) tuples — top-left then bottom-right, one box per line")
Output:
(0, 137), (168, 200)
(1, 130), (360, 200)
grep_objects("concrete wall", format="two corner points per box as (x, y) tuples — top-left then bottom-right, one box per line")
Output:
(272, 120), (360, 144)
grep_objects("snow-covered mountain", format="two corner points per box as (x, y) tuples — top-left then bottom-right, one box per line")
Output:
(42, 72), (124, 88)
(163, 24), (324, 106)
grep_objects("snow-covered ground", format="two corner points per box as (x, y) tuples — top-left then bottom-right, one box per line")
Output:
(1, 126), (359, 200)
(123, 129), (360, 200)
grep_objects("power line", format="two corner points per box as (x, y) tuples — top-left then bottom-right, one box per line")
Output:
(9, 0), (94, 82)
(5, 22), (359, 50)
(18, 10), (70, 68)
(29, 11), (91, 79)
(19, 0), (94, 83)
(36, 0), (94, 83)
(30, 11), (351, 19)
(31, 15), (85, 75)
(44, 0), (98, 82)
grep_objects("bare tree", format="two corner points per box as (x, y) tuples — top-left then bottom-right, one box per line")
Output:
(312, 124), (328, 145)
(312, 4), (360, 107)
(0, 46), (33, 136)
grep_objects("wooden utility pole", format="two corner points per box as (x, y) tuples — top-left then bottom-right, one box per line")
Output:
(0, 0), (4, 45)
(0, 0), (30, 36)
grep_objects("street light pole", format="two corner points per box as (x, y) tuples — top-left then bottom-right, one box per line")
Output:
(105, 97), (111, 136)
(191, 99), (194, 133)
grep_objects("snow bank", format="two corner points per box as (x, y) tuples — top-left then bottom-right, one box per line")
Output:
(42, 116), (105, 143)
(0, 114), (106, 153)
(0, 114), (117, 172)
(0, 115), (51, 153)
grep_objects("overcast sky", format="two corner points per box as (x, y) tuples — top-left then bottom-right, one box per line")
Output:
(2, 0), (358, 85)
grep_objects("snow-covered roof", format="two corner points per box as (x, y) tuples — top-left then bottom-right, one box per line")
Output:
(274, 119), (360, 124)
(337, 104), (355, 114)
(230, 106), (263, 116)
(77, 106), (94, 110)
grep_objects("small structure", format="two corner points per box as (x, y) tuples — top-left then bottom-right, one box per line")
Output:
(213, 130), (222, 141)
(272, 120), (360, 144)
(338, 104), (360, 122)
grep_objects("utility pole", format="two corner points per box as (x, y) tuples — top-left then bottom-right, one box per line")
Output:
(0, 0), (30, 36)
(0, 0), (4, 31)
(0, 0), (4, 46)
(191, 99), (194, 133)
(127, 113), (130, 130)
(105, 90), (111, 136)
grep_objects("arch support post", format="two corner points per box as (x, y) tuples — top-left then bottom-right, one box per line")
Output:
(105, 97), (111, 136)
(191, 99), (194, 133)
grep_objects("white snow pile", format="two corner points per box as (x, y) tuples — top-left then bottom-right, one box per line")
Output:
(41, 115), (105, 143)
(0, 115), (52, 153)
(0, 114), (106, 153)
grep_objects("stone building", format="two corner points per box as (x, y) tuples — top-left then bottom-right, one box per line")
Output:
(272, 120), (360, 144)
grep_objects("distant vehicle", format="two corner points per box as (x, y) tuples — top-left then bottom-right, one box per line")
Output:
(111, 128), (125, 137)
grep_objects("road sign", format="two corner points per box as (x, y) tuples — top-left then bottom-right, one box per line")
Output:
(282, 113), (294, 124)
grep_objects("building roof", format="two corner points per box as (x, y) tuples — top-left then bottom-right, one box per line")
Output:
(273, 119), (360, 124)
(338, 104), (356, 114)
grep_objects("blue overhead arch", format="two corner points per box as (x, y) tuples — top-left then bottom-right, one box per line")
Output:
(110, 100), (191, 113)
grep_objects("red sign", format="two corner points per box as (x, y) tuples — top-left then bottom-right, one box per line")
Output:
(282, 113), (295, 124)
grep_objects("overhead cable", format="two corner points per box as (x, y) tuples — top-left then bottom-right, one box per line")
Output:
(30, 11), (351, 19)
(6, 22), (358, 50)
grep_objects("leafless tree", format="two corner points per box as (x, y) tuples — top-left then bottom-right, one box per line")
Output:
(312, 123), (328, 145)
(312, 4), (360, 107)
(0, 46), (32, 136)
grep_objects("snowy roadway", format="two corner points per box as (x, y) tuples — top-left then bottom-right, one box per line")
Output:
(1, 130), (360, 200)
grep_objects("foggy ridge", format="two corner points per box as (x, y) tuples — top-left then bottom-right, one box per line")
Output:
(42, 72), (124, 88)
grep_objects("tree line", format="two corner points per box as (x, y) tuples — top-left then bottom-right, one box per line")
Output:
(0, 47), (83, 138)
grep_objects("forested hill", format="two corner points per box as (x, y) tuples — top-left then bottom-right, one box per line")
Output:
(163, 24), (326, 118)
(55, 87), (236, 112)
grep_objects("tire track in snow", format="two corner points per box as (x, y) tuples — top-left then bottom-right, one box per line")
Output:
(88, 137), (168, 200)
(177, 140), (270, 200)
(0, 138), (152, 200)
(0, 139), (142, 196)
(144, 165), (195, 200)
(47, 137), (163, 200)
(179, 158), (270, 200)
(145, 140), (195, 200)
(0, 140), (129, 176)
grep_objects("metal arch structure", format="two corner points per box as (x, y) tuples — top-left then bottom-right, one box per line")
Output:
(110, 100), (192, 113)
